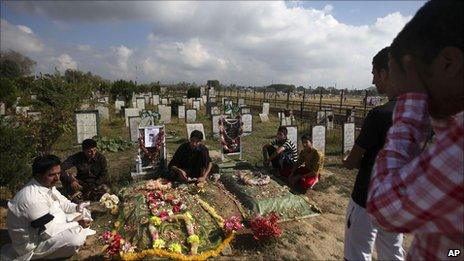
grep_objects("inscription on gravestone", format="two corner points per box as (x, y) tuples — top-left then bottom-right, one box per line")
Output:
(186, 109), (197, 123)
(312, 125), (326, 154)
(75, 111), (99, 144)
(178, 105), (185, 119)
(343, 123), (355, 154)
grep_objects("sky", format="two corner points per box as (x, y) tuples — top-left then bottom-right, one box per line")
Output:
(0, 1), (426, 89)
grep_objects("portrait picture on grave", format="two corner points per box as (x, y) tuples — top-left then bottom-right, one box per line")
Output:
(75, 110), (100, 144)
(186, 123), (206, 141)
(128, 116), (142, 142)
(138, 125), (166, 167)
(144, 127), (160, 148)
(219, 116), (243, 154)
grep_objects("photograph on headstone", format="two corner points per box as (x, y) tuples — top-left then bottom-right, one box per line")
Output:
(312, 125), (326, 154)
(144, 127), (160, 147)
(219, 116), (242, 156)
(124, 108), (140, 127)
(136, 97), (146, 110)
(186, 123), (206, 141)
(242, 113), (253, 133)
(128, 116), (142, 142)
(343, 123), (355, 154)
(186, 109), (197, 123)
(75, 110), (99, 144)
(178, 105), (185, 119)
(262, 102), (270, 115)
(286, 126), (298, 150)
(259, 113), (269, 122)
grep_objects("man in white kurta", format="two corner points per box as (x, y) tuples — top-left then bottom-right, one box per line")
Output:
(2, 155), (93, 260)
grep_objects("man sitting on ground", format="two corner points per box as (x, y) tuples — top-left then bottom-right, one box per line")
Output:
(61, 138), (110, 202)
(2, 155), (92, 260)
(262, 126), (298, 177)
(288, 134), (324, 192)
(169, 130), (213, 185)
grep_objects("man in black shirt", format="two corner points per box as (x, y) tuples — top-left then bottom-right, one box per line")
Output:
(342, 47), (404, 260)
(169, 130), (212, 185)
(60, 139), (110, 202)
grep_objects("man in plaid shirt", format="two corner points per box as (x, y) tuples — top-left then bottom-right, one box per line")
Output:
(367, 0), (463, 260)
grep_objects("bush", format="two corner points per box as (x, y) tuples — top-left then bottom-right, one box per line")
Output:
(111, 80), (136, 103)
(170, 99), (183, 116)
(187, 87), (200, 98)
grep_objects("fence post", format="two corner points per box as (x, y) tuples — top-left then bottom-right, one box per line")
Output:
(253, 89), (256, 106)
(275, 91), (277, 108)
(319, 89), (323, 110)
(339, 89), (344, 113)
(286, 90), (290, 109)
(363, 90), (369, 118)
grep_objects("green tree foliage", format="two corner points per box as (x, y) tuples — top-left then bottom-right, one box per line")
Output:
(207, 80), (220, 88)
(111, 79), (136, 103)
(137, 82), (160, 94)
(0, 77), (19, 107)
(187, 87), (200, 98)
(267, 84), (295, 92)
(0, 117), (38, 192)
(0, 50), (36, 77)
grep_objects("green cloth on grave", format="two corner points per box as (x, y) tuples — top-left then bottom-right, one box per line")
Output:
(219, 170), (320, 221)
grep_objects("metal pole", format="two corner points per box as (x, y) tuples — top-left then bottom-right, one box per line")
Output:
(319, 89), (323, 110)
(286, 90), (290, 109)
(339, 89), (344, 113)
(363, 90), (368, 118)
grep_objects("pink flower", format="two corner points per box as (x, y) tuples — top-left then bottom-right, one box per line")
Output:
(159, 211), (169, 220)
(249, 212), (282, 241)
(172, 205), (181, 213)
(224, 216), (243, 233)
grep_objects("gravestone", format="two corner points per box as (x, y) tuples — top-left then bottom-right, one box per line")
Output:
(202, 95), (207, 105)
(15, 106), (30, 116)
(242, 114), (253, 133)
(30, 94), (37, 100)
(200, 86), (205, 96)
(26, 110), (41, 121)
(96, 105), (109, 120)
(144, 95), (150, 105)
(186, 109), (197, 123)
(259, 113), (269, 122)
(212, 115), (222, 135)
(326, 110), (334, 130)
(262, 102), (270, 115)
(115, 100), (125, 113)
(343, 123), (355, 154)
(136, 97), (146, 110)
(161, 98), (168, 105)
(182, 98), (188, 104)
(186, 123), (206, 141)
(193, 100), (201, 110)
(312, 125), (326, 154)
(316, 111), (326, 125)
(286, 126), (298, 150)
(211, 106), (220, 116)
(159, 106), (171, 123)
(0, 102), (5, 115)
(75, 110), (99, 144)
(238, 98), (245, 107)
(153, 95), (160, 105)
(241, 107), (251, 114)
(178, 105), (185, 119)
(124, 108), (140, 127)
(128, 116), (142, 142)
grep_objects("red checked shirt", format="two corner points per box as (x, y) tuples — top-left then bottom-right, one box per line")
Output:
(367, 93), (464, 260)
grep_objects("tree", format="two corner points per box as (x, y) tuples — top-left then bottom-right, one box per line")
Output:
(0, 50), (36, 77)
(111, 80), (136, 103)
(187, 87), (200, 98)
(0, 77), (19, 107)
(207, 80), (220, 89)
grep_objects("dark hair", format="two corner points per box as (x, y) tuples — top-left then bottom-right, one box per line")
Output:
(301, 133), (312, 142)
(390, 0), (463, 67)
(277, 126), (288, 135)
(32, 155), (61, 176)
(82, 138), (97, 150)
(372, 47), (390, 72)
(190, 130), (203, 140)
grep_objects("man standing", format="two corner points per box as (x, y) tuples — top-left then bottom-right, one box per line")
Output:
(3, 155), (92, 260)
(367, 0), (463, 259)
(262, 126), (299, 177)
(343, 47), (404, 261)
(169, 130), (212, 185)
(61, 138), (110, 201)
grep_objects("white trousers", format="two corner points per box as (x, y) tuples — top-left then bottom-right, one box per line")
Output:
(32, 226), (87, 260)
(344, 198), (405, 261)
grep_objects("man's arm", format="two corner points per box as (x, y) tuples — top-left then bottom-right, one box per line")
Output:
(198, 162), (213, 182)
(268, 146), (286, 162)
(367, 93), (463, 234)
(343, 145), (366, 169)
(60, 154), (77, 184)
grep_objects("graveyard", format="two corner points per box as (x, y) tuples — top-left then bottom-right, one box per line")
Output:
(0, 87), (413, 260)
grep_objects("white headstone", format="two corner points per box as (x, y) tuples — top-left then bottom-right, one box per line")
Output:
(262, 102), (270, 115)
(114, 100), (125, 113)
(312, 125), (326, 154)
(186, 123), (206, 141)
(153, 95), (160, 105)
(26, 110), (41, 120)
(211, 106), (220, 116)
(0, 102), (5, 115)
(212, 115), (222, 135)
(286, 126), (298, 150)
(182, 98), (188, 104)
(259, 113), (269, 122)
(202, 95), (207, 105)
(186, 109), (197, 123)
(241, 107), (251, 114)
(144, 95), (150, 104)
(316, 111), (326, 125)
(128, 116), (142, 142)
(193, 100), (200, 110)
(238, 98), (245, 106)
(30, 94), (37, 100)
(136, 97), (146, 110)
(160, 106), (171, 123)
(343, 123), (355, 154)
(124, 108), (140, 127)
(75, 111), (99, 144)
(242, 114), (252, 133)
(96, 105), (109, 120)
(15, 106), (30, 116)
(178, 105), (185, 119)
(161, 98), (168, 105)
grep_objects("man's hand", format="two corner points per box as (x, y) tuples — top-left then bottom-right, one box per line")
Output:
(388, 54), (427, 97)
(197, 176), (206, 183)
(70, 179), (82, 192)
(78, 219), (92, 228)
(76, 201), (90, 213)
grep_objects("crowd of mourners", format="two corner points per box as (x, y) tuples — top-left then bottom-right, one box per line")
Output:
(1, 0), (462, 260)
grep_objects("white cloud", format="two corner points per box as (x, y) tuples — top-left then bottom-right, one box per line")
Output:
(0, 19), (44, 53)
(77, 44), (91, 52)
(55, 53), (77, 71)
(5, 2), (414, 88)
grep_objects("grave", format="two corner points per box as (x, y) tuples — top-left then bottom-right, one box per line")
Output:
(26, 110), (41, 121)
(159, 106), (171, 124)
(262, 102), (270, 115)
(286, 126), (298, 150)
(240, 107), (251, 114)
(128, 116), (142, 142)
(178, 105), (186, 119)
(186, 123), (206, 141)
(326, 110), (334, 130)
(343, 123), (355, 154)
(193, 100), (201, 110)
(259, 113), (269, 122)
(96, 105), (109, 120)
(161, 98), (168, 105)
(242, 113), (252, 134)
(114, 100), (125, 113)
(124, 108), (140, 127)
(312, 125), (326, 154)
(75, 110), (99, 144)
(212, 115), (222, 136)
(238, 98), (245, 106)
(186, 109), (197, 123)
(15, 106), (30, 116)
(153, 95), (160, 105)
(211, 106), (220, 116)
(136, 97), (146, 110)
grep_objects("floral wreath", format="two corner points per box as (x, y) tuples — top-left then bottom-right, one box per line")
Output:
(138, 128), (165, 165)
(236, 170), (270, 186)
(218, 115), (243, 153)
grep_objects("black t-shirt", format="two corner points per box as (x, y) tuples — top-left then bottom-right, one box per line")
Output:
(168, 142), (212, 178)
(351, 99), (396, 208)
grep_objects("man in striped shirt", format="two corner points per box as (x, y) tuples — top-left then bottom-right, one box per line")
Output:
(262, 126), (298, 178)
(367, 0), (463, 260)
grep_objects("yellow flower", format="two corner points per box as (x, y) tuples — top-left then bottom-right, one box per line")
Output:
(185, 212), (193, 220)
(168, 243), (182, 254)
(114, 221), (120, 229)
(152, 239), (165, 249)
(150, 216), (162, 226)
(187, 234), (200, 244)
